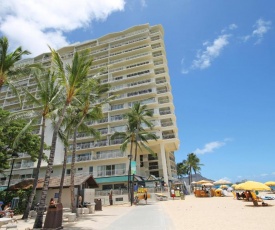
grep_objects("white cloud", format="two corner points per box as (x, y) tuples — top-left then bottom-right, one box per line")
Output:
(229, 24), (238, 30)
(140, 0), (147, 7)
(180, 58), (189, 74)
(242, 18), (272, 44)
(253, 18), (272, 44)
(194, 140), (226, 155)
(0, 0), (125, 56)
(260, 173), (268, 177)
(191, 34), (230, 70)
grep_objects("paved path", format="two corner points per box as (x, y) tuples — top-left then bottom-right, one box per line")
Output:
(15, 200), (175, 230)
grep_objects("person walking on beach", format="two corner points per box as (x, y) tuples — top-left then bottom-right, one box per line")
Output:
(108, 191), (113, 205)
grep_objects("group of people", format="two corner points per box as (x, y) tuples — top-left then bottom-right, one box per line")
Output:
(0, 201), (14, 218)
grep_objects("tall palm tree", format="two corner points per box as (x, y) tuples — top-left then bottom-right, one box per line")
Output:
(68, 79), (113, 214)
(177, 163), (185, 179)
(111, 102), (157, 202)
(183, 153), (203, 185)
(0, 36), (40, 93)
(126, 103), (155, 161)
(34, 47), (94, 228)
(22, 70), (63, 220)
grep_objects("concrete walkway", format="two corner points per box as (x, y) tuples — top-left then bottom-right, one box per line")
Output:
(14, 200), (174, 230)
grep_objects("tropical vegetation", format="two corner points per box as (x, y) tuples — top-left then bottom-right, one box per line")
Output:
(177, 153), (204, 185)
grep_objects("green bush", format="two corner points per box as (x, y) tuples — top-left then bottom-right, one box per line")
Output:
(0, 188), (32, 215)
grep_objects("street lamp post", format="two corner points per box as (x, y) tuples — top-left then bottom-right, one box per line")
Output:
(5, 152), (19, 203)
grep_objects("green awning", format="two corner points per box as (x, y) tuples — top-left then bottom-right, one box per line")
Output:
(95, 176), (129, 184)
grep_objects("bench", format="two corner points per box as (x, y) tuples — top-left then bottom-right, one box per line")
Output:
(63, 213), (76, 222)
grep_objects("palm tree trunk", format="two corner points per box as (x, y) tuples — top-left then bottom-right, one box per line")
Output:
(33, 105), (67, 229)
(22, 116), (46, 220)
(190, 168), (193, 185)
(58, 146), (68, 203)
(70, 129), (77, 215)
(128, 138), (134, 201)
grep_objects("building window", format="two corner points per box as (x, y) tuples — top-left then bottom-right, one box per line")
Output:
(114, 183), (126, 189)
(102, 184), (113, 190)
(89, 166), (93, 174)
(148, 154), (158, 161)
(140, 155), (144, 167)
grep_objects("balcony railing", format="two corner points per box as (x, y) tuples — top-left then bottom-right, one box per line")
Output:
(157, 89), (168, 94)
(67, 155), (91, 163)
(161, 121), (173, 127)
(162, 134), (176, 139)
(159, 110), (171, 115)
(96, 169), (126, 177)
(94, 152), (125, 160)
(158, 98), (169, 104)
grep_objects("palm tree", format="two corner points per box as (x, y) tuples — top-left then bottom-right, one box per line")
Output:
(68, 79), (113, 214)
(69, 109), (101, 214)
(34, 47), (94, 228)
(182, 153), (203, 185)
(0, 36), (39, 91)
(22, 70), (63, 220)
(111, 102), (157, 202)
(126, 103), (155, 161)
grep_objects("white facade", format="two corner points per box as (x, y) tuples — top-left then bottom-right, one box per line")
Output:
(0, 24), (179, 190)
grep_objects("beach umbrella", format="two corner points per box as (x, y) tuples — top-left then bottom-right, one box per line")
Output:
(203, 182), (214, 186)
(231, 184), (237, 188)
(235, 181), (271, 191)
(196, 180), (212, 184)
(213, 179), (231, 185)
(219, 185), (228, 189)
(265, 181), (275, 186)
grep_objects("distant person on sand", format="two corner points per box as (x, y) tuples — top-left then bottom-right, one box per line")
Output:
(171, 188), (175, 200)
(144, 191), (148, 204)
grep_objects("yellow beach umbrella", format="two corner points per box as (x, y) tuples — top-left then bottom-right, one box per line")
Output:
(235, 181), (271, 191)
(231, 184), (237, 188)
(220, 185), (228, 189)
(265, 181), (275, 186)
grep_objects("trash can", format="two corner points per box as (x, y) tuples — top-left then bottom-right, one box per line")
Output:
(86, 202), (95, 214)
(94, 199), (102, 211)
(180, 192), (185, 200)
(44, 203), (63, 229)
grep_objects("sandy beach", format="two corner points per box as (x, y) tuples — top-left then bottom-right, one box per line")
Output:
(11, 191), (275, 230)
(160, 192), (275, 230)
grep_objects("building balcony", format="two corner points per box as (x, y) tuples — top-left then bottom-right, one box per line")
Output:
(161, 121), (173, 127)
(93, 152), (125, 161)
(159, 109), (171, 115)
(96, 169), (126, 177)
(162, 133), (176, 139)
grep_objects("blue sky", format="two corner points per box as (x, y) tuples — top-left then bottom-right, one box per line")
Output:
(1, 0), (274, 183)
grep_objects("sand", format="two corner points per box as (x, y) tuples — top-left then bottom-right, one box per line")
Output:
(160, 192), (275, 230)
(11, 192), (275, 230)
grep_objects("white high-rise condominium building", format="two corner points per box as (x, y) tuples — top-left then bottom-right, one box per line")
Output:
(0, 24), (179, 191)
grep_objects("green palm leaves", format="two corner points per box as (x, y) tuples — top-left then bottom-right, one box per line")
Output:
(111, 102), (158, 161)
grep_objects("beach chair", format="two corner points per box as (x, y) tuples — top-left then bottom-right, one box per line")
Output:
(251, 191), (263, 202)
